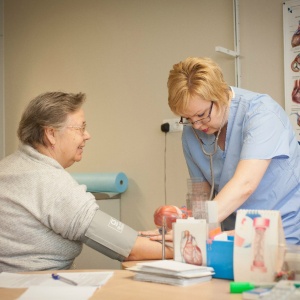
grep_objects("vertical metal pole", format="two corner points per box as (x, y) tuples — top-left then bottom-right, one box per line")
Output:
(162, 216), (166, 260)
(233, 0), (241, 87)
(215, 0), (241, 88)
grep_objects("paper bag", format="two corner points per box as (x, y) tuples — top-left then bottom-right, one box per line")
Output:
(173, 218), (207, 266)
(234, 209), (286, 282)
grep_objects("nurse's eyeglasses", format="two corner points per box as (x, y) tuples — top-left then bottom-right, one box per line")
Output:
(179, 101), (214, 126)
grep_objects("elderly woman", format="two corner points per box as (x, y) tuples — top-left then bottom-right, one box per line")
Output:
(166, 57), (299, 244)
(0, 92), (172, 272)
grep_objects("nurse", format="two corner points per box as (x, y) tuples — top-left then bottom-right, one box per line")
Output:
(167, 57), (300, 244)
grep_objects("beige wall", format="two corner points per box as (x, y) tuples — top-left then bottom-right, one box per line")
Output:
(0, 0), (3, 159)
(3, 0), (284, 232)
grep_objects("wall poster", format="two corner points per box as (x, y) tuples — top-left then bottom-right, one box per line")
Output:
(283, 0), (300, 143)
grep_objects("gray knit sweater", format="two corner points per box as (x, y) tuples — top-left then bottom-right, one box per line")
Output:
(0, 144), (99, 272)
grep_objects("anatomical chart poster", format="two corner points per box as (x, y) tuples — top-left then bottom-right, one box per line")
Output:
(283, 0), (300, 142)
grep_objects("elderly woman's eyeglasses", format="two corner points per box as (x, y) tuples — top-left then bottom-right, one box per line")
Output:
(67, 124), (87, 135)
(179, 102), (214, 126)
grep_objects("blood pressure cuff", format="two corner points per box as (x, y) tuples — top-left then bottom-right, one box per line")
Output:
(81, 209), (138, 261)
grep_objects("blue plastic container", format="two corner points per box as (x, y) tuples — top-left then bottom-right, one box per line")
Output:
(206, 236), (234, 280)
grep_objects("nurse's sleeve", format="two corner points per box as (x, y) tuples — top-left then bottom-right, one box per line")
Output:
(241, 103), (290, 160)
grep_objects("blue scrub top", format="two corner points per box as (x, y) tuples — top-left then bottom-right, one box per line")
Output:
(182, 87), (300, 244)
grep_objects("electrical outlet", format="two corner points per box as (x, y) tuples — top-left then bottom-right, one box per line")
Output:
(163, 118), (183, 132)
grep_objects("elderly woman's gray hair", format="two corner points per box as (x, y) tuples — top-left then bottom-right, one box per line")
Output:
(17, 92), (86, 147)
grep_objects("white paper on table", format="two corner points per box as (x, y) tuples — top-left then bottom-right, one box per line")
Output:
(17, 286), (97, 300)
(133, 260), (214, 277)
(0, 271), (114, 288)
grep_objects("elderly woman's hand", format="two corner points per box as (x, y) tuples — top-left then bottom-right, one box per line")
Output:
(139, 229), (174, 242)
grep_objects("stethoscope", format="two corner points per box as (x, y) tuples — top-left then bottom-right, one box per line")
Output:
(191, 106), (228, 201)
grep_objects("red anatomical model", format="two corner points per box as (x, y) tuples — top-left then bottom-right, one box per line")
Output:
(153, 205), (183, 230)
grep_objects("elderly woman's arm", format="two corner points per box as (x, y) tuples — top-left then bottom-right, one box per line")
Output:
(126, 236), (173, 261)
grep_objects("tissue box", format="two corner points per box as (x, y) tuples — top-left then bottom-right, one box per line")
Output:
(206, 236), (234, 280)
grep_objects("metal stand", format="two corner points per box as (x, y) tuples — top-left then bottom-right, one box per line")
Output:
(162, 216), (166, 260)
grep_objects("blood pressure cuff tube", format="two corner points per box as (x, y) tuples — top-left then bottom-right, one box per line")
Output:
(81, 209), (138, 261)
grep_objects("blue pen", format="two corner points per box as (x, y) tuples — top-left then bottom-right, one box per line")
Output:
(52, 273), (78, 286)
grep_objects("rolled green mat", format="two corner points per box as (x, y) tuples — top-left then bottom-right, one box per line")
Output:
(71, 172), (128, 193)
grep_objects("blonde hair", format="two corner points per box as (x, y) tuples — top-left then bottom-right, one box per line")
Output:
(167, 57), (230, 116)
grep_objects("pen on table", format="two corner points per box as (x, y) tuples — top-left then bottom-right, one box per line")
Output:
(52, 273), (78, 286)
(230, 281), (300, 293)
(230, 282), (275, 293)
